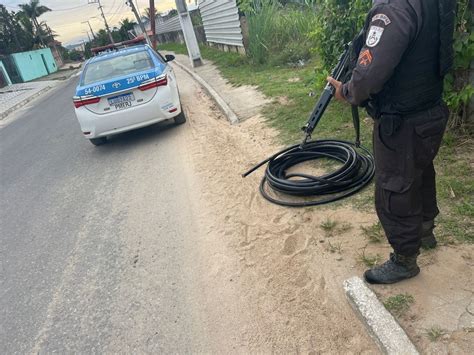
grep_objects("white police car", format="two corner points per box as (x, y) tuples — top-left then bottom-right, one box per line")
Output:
(73, 45), (185, 146)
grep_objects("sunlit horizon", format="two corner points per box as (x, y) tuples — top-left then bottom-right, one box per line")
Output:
(2, 0), (187, 45)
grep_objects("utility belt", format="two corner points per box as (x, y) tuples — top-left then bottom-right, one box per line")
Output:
(369, 100), (446, 137)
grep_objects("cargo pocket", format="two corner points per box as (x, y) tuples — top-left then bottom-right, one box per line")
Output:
(374, 120), (406, 176)
(414, 117), (447, 169)
(379, 174), (418, 217)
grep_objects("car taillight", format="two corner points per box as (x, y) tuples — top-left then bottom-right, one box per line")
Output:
(73, 97), (100, 108)
(138, 76), (168, 91)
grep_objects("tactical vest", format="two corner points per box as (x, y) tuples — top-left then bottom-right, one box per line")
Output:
(369, 0), (455, 116)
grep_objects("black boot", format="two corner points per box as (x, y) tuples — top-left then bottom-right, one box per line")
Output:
(364, 253), (420, 284)
(421, 220), (437, 249)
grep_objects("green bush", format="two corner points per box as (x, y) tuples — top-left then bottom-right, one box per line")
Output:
(443, 0), (473, 126)
(243, 0), (318, 65)
(310, 0), (370, 69)
(310, 0), (472, 126)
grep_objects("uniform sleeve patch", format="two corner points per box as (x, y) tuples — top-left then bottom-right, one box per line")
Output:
(366, 26), (385, 47)
(358, 49), (373, 67)
(372, 13), (391, 25)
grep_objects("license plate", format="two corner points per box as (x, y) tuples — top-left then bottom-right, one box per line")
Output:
(108, 93), (135, 105)
(114, 101), (132, 110)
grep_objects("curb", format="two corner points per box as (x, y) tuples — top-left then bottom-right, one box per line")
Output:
(0, 86), (53, 120)
(171, 59), (239, 125)
(343, 277), (419, 354)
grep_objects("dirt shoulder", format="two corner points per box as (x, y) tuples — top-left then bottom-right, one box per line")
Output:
(172, 55), (473, 353)
(175, 64), (377, 352)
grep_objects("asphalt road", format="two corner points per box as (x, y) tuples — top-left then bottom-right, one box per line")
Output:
(0, 77), (210, 352)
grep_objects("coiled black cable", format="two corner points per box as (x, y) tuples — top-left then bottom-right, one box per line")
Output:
(242, 139), (375, 207)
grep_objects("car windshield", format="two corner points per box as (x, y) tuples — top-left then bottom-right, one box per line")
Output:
(82, 50), (154, 85)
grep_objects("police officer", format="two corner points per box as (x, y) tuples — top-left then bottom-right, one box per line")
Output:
(327, 0), (456, 284)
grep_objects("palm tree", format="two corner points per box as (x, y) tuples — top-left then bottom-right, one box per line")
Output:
(118, 18), (136, 40)
(18, 0), (51, 46)
(143, 7), (157, 20)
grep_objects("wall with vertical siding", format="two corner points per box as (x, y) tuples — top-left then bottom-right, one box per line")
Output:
(199, 0), (243, 47)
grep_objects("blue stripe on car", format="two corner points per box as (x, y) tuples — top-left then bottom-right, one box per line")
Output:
(75, 46), (166, 97)
(75, 69), (162, 97)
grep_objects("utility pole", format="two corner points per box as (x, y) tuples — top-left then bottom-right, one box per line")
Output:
(82, 20), (97, 41)
(88, 0), (114, 45)
(150, 0), (156, 49)
(175, 0), (202, 67)
(126, 0), (152, 47)
(84, 30), (92, 43)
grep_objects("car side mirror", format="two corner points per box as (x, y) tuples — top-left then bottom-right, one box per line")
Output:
(165, 54), (175, 62)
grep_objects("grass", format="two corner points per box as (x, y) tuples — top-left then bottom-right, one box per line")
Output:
(435, 131), (474, 244)
(158, 42), (371, 145)
(245, 1), (317, 65)
(159, 42), (473, 243)
(361, 222), (385, 243)
(326, 241), (342, 254)
(339, 222), (353, 233)
(320, 218), (338, 232)
(357, 248), (382, 267)
(383, 293), (414, 317)
(426, 326), (446, 342)
(320, 219), (353, 237)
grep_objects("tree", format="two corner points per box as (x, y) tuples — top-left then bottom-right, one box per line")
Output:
(143, 7), (157, 20)
(168, 9), (178, 18)
(18, 0), (51, 46)
(95, 29), (111, 47)
(118, 18), (136, 41)
(0, 5), (34, 54)
(68, 50), (83, 61)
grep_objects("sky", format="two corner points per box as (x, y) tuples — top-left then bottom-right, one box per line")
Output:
(3, 0), (182, 45)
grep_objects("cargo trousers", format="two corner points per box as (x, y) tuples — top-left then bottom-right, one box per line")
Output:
(373, 103), (449, 256)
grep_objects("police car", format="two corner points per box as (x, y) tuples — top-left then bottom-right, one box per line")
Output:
(73, 45), (185, 146)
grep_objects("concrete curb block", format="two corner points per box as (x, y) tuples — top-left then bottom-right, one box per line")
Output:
(343, 276), (419, 355)
(171, 60), (239, 125)
(0, 86), (52, 120)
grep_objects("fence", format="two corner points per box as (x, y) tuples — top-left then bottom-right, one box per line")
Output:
(199, 0), (244, 50)
(156, 16), (181, 34)
(134, 12), (207, 45)
(10, 48), (58, 82)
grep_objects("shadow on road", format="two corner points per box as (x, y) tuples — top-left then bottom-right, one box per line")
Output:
(90, 119), (183, 153)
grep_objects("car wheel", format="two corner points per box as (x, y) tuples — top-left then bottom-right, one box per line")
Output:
(89, 137), (107, 146)
(174, 107), (186, 125)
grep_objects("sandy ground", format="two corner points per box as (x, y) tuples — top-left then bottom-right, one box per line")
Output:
(172, 64), (377, 352)
(171, 53), (271, 121)
(172, 62), (473, 353)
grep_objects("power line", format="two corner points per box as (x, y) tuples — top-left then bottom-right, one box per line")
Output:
(88, 0), (115, 44)
(50, 5), (88, 12)
(3, 4), (88, 12)
(107, 1), (127, 24)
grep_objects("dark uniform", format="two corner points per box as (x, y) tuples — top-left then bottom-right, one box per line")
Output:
(340, 0), (456, 283)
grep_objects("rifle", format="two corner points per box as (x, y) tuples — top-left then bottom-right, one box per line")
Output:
(301, 42), (360, 147)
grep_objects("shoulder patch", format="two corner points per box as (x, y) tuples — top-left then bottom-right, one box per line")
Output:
(366, 25), (384, 47)
(358, 49), (373, 68)
(372, 13), (391, 25)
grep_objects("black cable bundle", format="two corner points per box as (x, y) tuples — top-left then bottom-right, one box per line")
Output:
(242, 42), (376, 207)
(242, 139), (374, 207)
